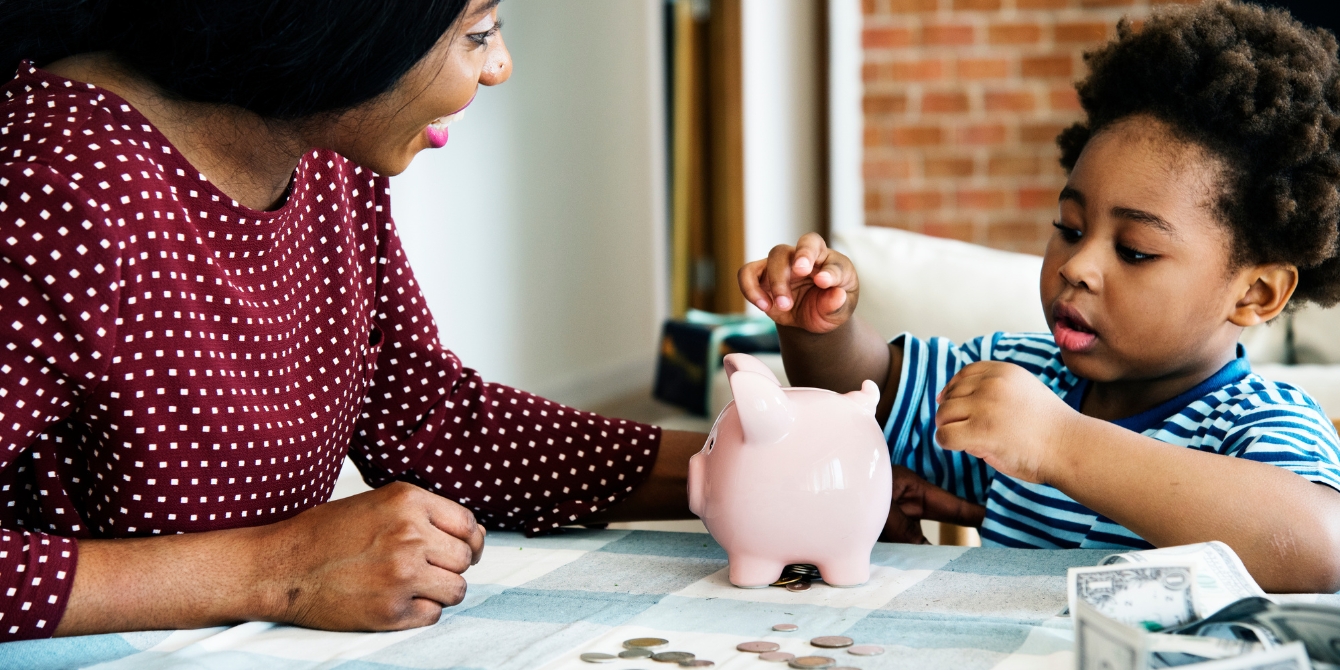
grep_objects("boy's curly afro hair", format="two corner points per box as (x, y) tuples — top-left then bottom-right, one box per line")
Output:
(1058, 0), (1340, 307)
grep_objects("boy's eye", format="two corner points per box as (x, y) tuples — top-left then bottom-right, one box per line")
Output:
(1052, 221), (1081, 243)
(1116, 245), (1155, 263)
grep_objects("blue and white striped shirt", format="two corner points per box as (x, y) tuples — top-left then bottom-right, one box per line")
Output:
(885, 332), (1340, 550)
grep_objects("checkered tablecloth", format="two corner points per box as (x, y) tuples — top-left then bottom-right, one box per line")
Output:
(0, 529), (1288, 670)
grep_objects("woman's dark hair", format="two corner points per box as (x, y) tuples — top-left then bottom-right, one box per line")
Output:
(0, 0), (473, 120)
(1058, 0), (1340, 307)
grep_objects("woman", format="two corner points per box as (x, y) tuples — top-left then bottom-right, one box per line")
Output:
(0, 0), (712, 640)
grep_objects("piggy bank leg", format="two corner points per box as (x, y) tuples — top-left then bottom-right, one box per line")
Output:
(728, 554), (786, 589)
(815, 558), (871, 588)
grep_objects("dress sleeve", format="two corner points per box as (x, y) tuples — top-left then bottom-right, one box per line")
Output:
(0, 164), (123, 640)
(884, 333), (996, 505)
(347, 185), (660, 534)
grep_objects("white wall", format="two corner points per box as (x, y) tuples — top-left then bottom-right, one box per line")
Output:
(828, 0), (865, 235)
(388, 0), (667, 409)
(741, 0), (824, 262)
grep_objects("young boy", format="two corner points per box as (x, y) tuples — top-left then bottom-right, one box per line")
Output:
(739, 0), (1340, 593)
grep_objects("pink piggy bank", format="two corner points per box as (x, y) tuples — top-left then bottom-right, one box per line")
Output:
(688, 353), (893, 588)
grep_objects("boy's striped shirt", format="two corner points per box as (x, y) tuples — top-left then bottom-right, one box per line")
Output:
(886, 332), (1340, 549)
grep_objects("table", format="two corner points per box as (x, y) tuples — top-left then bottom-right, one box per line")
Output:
(4, 529), (1330, 670)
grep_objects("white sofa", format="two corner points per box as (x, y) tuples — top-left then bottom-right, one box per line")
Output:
(708, 226), (1340, 421)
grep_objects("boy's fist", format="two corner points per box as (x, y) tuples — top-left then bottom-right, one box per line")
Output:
(737, 233), (859, 334)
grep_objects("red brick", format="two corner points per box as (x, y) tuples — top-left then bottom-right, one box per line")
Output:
(1020, 187), (1062, 209)
(865, 190), (883, 212)
(989, 23), (1043, 45)
(956, 123), (1008, 145)
(952, 0), (1001, 9)
(987, 221), (1049, 250)
(863, 0), (878, 15)
(922, 91), (971, 113)
(984, 90), (1035, 112)
(958, 189), (1009, 209)
(1049, 87), (1081, 111)
(924, 156), (975, 177)
(923, 221), (976, 242)
(956, 58), (1010, 79)
(988, 152), (1042, 176)
(1055, 21), (1110, 43)
(864, 27), (915, 48)
(1022, 55), (1074, 78)
(895, 190), (945, 211)
(864, 93), (909, 114)
(892, 125), (945, 146)
(891, 59), (946, 81)
(1021, 122), (1070, 144)
(1080, 0), (1134, 6)
(865, 158), (915, 179)
(923, 23), (975, 46)
(889, 0), (939, 11)
(1017, 0), (1068, 7)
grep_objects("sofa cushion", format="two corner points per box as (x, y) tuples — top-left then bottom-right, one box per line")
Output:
(832, 227), (1047, 342)
(1292, 303), (1340, 365)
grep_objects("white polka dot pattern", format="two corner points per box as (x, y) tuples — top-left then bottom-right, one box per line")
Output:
(0, 64), (661, 641)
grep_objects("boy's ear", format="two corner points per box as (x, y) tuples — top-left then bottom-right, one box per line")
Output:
(1229, 263), (1299, 327)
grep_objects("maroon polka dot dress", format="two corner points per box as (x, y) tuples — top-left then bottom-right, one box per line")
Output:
(0, 65), (660, 641)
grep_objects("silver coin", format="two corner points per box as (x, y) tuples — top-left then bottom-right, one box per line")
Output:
(847, 644), (884, 656)
(810, 636), (854, 649)
(759, 651), (796, 662)
(651, 651), (696, 663)
(580, 652), (617, 663)
(620, 648), (654, 659)
(788, 656), (836, 669)
(679, 661), (715, 668)
(625, 637), (670, 649)
(772, 623), (799, 632)
(786, 581), (812, 592)
(737, 641), (782, 653)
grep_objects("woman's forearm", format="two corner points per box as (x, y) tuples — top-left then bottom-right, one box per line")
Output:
(55, 526), (272, 636)
(778, 316), (903, 424)
(1045, 417), (1340, 593)
(582, 429), (701, 523)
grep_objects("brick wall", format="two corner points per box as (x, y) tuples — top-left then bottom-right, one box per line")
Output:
(861, 0), (1195, 255)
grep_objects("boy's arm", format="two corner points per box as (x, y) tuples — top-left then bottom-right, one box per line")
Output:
(737, 233), (905, 423)
(779, 320), (904, 426)
(936, 361), (1340, 593)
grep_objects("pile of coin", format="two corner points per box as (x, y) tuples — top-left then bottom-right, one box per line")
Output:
(578, 630), (886, 668)
(770, 564), (822, 592)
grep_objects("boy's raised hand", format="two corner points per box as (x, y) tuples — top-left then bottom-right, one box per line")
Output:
(738, 233), (858, 334)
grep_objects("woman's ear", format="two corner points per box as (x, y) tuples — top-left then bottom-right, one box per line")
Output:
(1229, 263), (1299, 327)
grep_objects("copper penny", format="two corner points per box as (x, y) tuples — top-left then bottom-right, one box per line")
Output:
(759, 651), (796, 662)
(772, 623), (799, 632)
(810, 636), (854, 649)
(737, 641), (782, 653)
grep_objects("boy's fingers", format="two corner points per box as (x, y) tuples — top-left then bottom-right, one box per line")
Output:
(792, 233), (828, 276)
(766, 245), (798, 311)
(737, 260), (772, 311)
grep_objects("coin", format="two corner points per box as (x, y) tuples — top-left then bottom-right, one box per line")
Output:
(737, 641), (782, 653)
(620, 648), (654, 659)
(788, 564), (821, 576)
(771, 575), (803, 587)
(810, 636), (854, 648)
(788, 656), (836, 669)
(580, 652), (617, 663)
(786, 581), (812, 592)
(772, 623), (799, 632)
(847, 644), (884, 656)
(651, 651), (696, 663)
(679, 661), (715, 668)
(759, 651), (796, 662)
(625, 637), (670, 649)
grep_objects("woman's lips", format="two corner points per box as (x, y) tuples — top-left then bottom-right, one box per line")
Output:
(1052, 303), (1098, 353)
(424, 107), (469, 149)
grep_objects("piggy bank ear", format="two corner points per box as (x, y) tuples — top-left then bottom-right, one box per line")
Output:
(729, 370), (794, 444)
(723, 353), (781, 386)
(844, 379), (880, 416)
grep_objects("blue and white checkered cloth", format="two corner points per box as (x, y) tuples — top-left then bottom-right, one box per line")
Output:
(5, 530), (1336, 670)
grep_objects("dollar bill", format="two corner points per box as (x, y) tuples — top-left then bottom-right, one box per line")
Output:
(1252, 604), (1340, 665)
(1157, 642), (1310, 670)
(1102, 542), (1268, 617)
(1075, 599), (1148, 670)
(1070, 564), (1200, 631)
